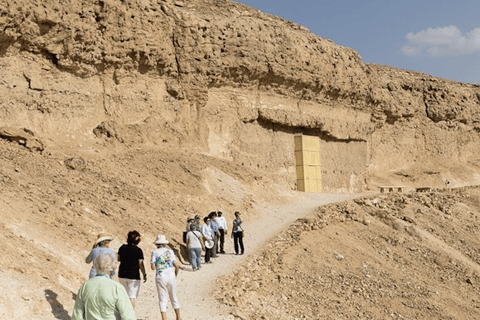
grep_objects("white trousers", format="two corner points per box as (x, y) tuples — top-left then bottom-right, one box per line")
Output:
(119, 278), (141, 298)
(155, 272), (180, 312)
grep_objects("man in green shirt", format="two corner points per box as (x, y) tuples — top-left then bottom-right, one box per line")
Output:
(72, 253), (136, 320)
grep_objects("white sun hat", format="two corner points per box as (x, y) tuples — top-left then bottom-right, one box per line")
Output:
(153, 234), (169, 245)
(205, 239), (214, 249)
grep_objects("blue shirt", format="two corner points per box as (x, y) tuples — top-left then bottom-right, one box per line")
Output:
(86, 247), (117, 279)
(209, 219), (219, 233)
(233, 218), (243, 233)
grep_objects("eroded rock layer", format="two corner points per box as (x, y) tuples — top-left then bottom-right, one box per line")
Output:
(2, 0), (480, 192)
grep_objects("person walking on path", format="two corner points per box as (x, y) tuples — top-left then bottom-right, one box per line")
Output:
(73, 253), (136, 320)
(185, 224), (204, 271)
(208, 211), (219, 258)
(150, 234), (182, 320)
(85, 233), (117, 279)
(201, 216), (214, 264)
(232, 211), (244, 255)
(216, 211), (227, 254)
(192, 215), (201, 232)
(117, 230), (147, 310)
(183, 216), (194, 243)
(185, 216), (195, 232)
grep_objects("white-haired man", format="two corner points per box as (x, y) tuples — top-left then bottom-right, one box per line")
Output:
(72, 253), (136, 320)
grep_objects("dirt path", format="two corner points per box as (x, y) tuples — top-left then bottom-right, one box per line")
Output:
(135, 192), (368, 320)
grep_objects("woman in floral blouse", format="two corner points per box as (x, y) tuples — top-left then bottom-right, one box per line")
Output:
(150, 234), (182, 320)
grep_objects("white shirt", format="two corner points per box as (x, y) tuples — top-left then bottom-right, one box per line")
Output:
(186, 231), (202, 249)
(216, 216), (228, 231)
(201, 223), (213, 240)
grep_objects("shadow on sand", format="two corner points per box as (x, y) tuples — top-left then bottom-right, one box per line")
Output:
(170, 237), (189, 264)
(45, 289), (71, 320)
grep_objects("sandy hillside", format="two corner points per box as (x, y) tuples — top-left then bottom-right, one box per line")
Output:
(1, 0), (480, 319)
(217, 187), (480, 319)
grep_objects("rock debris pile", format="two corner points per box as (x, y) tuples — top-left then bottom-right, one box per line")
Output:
(216, 187), (480, 319)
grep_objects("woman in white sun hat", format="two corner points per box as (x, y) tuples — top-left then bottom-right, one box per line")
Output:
(151, 234), (182, 320)
(85, 232), (117, 279)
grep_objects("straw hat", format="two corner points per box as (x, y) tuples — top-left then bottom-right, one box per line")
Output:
(94, 233), (113, 246)
(153, 234), (169, 245)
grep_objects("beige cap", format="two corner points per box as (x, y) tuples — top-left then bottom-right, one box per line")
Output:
(94, 233), (113, 245)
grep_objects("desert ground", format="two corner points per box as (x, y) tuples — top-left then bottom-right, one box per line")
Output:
(2, 0), (480, 319)
(136, 192), (365, 320)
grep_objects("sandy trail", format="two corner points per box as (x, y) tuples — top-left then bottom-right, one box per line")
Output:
(135, 192), (367, 320)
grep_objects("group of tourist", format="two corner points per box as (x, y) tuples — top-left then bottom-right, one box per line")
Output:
(183, 211), (244, 271)
(71, 210), (245, 320)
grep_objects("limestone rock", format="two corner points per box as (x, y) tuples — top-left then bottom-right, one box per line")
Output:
(0, 127), (44, 151)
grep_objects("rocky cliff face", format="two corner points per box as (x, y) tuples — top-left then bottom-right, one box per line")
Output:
(2, 0), (480, 192)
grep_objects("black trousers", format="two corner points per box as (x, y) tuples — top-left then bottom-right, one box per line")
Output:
(205, 246), (212, 262)
(233, 231), (244, 254)
(219, 229), (225, 252)
(212, 233), (218, 257)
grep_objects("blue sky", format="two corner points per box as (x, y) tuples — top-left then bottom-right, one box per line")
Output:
(235, 0), (480, 84)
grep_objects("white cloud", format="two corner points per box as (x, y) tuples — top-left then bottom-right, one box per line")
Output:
(402, 25), (480, 57)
